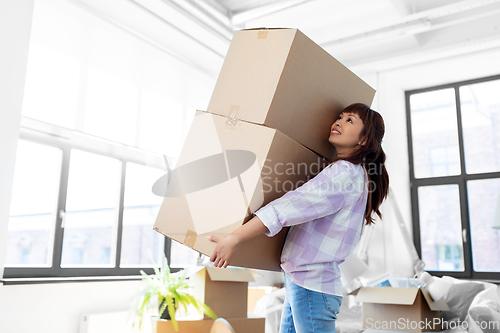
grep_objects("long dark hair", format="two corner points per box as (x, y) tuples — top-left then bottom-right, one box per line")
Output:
(330, 103), (389, 225)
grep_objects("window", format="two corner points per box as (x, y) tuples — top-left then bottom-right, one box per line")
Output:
(5, 140), (62, 268)
(406, 74), (500, 279)
(4, 0), (213, 279)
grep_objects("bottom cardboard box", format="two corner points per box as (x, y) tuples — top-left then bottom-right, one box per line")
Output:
(154, 110), (326, 272)
(153, 316), (265, 333)
(350, 287), (450, 333)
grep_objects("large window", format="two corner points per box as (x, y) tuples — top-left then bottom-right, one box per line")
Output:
(3, 0), (214, 279)
(4, 137), (171, 278)
(406, 74), (500, 279)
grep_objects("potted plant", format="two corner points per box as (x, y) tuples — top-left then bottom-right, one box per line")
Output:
(132, 254), (217, 331)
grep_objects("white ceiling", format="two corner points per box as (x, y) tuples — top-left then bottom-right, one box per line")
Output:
(76, 0), (500, 76)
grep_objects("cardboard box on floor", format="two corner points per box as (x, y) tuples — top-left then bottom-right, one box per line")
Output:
(153, 317), (265, 333)
(207, 28), (376, 160)
(350, 287), (450, 333)
(190, 267), (254, 319)
(153, 110), (327, 271)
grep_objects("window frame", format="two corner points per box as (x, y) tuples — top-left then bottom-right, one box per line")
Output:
(405, 73), (500, 280)
(3, 118), (180, 280)
(2, 0), (213, 283)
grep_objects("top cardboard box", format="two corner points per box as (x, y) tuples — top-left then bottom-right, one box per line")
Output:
(207, 28), (376, 160)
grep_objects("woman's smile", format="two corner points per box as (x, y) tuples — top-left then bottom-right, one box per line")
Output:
(330, 128), (341, 135)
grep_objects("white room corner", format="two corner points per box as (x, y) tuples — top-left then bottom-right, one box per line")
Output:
(0, 0), (35, 278)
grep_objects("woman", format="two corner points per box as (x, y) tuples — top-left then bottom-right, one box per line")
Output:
(208, 103), (389, 333)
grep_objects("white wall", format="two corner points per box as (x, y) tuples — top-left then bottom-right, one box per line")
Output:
(0, 280), (144, 333)
(0, 0), (34, 280)
(361, 46), (500, 278)
(0, 3), (144, 333)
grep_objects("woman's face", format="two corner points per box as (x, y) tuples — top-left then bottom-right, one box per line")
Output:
(328, 112), (365, 156)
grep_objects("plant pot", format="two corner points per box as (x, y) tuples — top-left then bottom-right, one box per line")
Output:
(159, 298), (177, 320)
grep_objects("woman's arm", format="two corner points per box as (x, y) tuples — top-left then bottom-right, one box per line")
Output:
(208, 216), (268, 268)
(254, 162), (357, 237)
(208, 162), (361, 268)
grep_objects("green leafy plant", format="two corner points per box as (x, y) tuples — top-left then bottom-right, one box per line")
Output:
(132, 254), (217, 331)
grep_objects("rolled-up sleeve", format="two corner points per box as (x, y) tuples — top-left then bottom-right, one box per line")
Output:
(255, 162), (357, 237)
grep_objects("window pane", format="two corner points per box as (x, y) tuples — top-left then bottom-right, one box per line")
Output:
(120, 163), (165, 267)
(467, 178), (500, 272)
(83, 67), (138, 145)
(61, 150), (121, 267)
(170, 241), (205, 268)
(5, 140), (62, 267)
(460, 79), (500, 174)
(410, 89), (461, 178)
(418, 185), (464, 271)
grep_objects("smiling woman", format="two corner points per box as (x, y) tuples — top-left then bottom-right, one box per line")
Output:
(208, 103), (389, 333)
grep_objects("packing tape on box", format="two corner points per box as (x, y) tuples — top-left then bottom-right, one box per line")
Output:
(225, 105), (239, 129)
(258, 29), (268, 39)
(184, 229), (197, 248)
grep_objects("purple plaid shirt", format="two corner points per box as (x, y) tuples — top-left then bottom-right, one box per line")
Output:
(255, 160), (368, 296)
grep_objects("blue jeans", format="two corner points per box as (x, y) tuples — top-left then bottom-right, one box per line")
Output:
(280, 273), (342, 333)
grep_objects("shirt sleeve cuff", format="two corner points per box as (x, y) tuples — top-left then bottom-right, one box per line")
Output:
(254, 204), (283, 237)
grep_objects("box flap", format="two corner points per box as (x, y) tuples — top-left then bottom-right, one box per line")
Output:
(355, 287), (419, 305)
(347, 287), (360, 296)
(250, 270), (264, 279)
(420, 287), (451, 311)
(206, 267), (255, 282)
(186, 266), (205, 277)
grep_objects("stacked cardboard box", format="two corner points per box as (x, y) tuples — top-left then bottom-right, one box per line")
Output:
(153, 28), (375, 271)
(154, 267), (264, 333)
(190, 267), (254, 319)
(207, 28), (375, 160)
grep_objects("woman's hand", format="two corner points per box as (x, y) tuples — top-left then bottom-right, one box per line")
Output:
(207, 216), (268, 268)
(207, 234), (241, 268)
